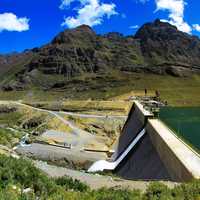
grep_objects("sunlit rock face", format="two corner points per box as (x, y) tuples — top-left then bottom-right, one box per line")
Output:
(1, 19), (200, 91)
(135, 19), (200, 73)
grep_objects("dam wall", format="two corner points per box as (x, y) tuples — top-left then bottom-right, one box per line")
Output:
(147, 119), (200, 181)
(88, 100), (200, 181)
(114, 101), (200, 181)
(113, 101), (153, 159)
(114, 101), (171, 180)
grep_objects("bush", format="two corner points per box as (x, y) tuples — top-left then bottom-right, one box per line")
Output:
(171, 180), (200, 200)
(55, 176), (89, 192)
(0, 155), (200, 200)
(0, 128), (22, 147)
(144, 182), (173, 200)
(0, 155), (58, 196)
(89, 188), (142, 200)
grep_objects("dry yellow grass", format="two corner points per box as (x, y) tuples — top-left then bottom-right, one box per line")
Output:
(0, 146), (10, 156)
(47, 117), (72, 133)
(110, 90), (155, 100)
(23, 100), (132, 115)
(62, 100), (132, 113)
(61, 114), (123, 148)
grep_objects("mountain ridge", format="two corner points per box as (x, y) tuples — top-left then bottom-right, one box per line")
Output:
(1, 19), (200, 91)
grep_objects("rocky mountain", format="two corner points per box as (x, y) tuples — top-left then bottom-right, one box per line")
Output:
(1, 19), (200, 91)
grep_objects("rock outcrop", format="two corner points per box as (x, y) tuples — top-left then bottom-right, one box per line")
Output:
(0, 19), (200, 90)
(135, 19), (200, 74)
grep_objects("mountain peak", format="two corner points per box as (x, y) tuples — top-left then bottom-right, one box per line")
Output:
(1, 19), (200, 91)
(52, 24), (96, 44)
(135, 19), (178, 40)
(74, 24), (94, 32)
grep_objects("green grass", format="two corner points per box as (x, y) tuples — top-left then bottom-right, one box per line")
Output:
(0, 72), (200, 106)
(0, 155), (200, 200)
(0, 53), (35, 85)
(0, 128), (22, 148)
(0, 111), (22, 127)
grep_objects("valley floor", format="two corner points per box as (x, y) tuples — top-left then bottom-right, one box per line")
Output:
(0, 72), (200, 106)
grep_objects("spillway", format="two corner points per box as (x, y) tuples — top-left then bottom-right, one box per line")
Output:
(88, 101), (200, 181)
(88, 128), (146, 172)
(113, 102), (171, 180)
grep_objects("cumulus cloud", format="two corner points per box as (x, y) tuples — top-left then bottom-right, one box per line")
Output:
(155, 0), (191, 33)
(0, 13), (29, 32)
(59, 0), (75, 9)
(60, 0), (117, 28)
(129, 25), (139, 29)
(193, 24), (200, 32)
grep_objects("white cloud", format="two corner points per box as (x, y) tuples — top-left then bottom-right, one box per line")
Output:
(0, 13), (29, 32)
(193, 24), (200, 32)
(155, 0), (192, 34)
(59, 0), (75, 9)
(129, 25), (139, 29)
(60, 0), (117, 28)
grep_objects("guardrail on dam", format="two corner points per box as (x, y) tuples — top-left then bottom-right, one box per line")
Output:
(88, 101), (200, 182)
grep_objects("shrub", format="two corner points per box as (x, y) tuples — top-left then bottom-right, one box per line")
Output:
(89, 188), (142, 200)
(0, 155), (58, 196)
(144, 182), (173, 200)
(0, 128), (22, 147)
(55, 176), (89, 192)
(171, 180), (200, 200)
(1, 155), (200, 200)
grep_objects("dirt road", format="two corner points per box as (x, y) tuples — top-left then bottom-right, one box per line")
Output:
(35, 160), (178, 192)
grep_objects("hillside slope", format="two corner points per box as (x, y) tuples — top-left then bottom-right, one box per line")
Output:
(0, 19), (200, 91)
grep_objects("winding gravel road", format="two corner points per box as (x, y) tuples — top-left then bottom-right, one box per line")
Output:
(14, 101), (93, 137)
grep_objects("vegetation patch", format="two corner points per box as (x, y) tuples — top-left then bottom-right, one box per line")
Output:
(0, 109), (22, 127)
(0, 155), (200, 200)
(0, 73), (199, 107)
(0, 128), (22, 148)
(23, 100), (132, 115)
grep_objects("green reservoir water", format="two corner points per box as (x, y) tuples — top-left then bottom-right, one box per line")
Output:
(159, 107), (200, 153)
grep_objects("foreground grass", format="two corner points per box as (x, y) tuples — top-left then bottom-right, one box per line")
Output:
(0, 110), (22, 127)
(0, 72), (200, 106)
(0, 128), (22, 148)
(0, 155), (200, 200)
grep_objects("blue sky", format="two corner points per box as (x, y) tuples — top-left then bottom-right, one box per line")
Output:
(0, 0), (200, 54)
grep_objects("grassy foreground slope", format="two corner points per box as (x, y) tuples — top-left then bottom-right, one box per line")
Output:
(0, 155), (200, 200)
(0, 72), (200, 106)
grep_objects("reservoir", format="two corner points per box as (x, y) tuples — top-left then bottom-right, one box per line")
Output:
(159, 107), (200, 154)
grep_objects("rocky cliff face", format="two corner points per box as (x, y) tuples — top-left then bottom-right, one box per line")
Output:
(1, 19), (200, 90)
(135, 19), (200, 76)
(27, 24), (144, 77)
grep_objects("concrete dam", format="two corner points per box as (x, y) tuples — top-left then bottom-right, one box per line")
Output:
(88, 101), (200, 182)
